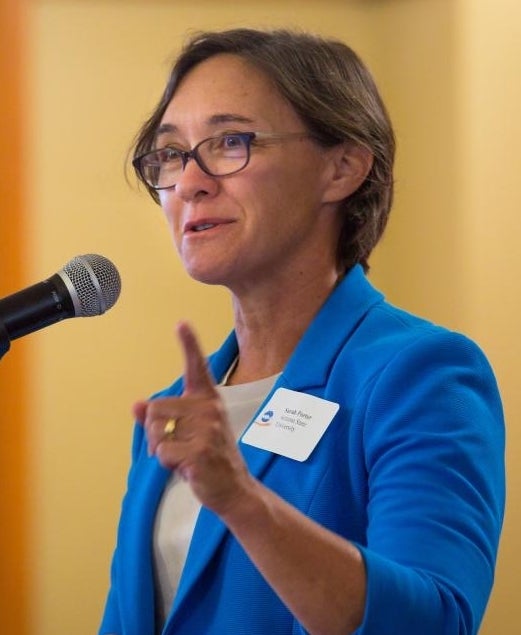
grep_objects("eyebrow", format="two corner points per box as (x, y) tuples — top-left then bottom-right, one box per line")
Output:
(155, 113), (256, 138)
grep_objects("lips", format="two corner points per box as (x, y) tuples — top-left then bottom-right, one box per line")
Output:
(184, 218), (234, 233)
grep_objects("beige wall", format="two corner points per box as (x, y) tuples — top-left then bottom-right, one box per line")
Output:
(457, 2), (520, 631)
(21, 1), (518, 633)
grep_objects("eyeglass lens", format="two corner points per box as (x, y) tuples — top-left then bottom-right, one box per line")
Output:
(139, 133), (251, 189)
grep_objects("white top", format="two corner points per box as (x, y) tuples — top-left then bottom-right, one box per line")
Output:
(153, 373), (279, 629)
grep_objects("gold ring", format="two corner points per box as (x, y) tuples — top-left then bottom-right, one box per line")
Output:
(163, 418), (177, 436)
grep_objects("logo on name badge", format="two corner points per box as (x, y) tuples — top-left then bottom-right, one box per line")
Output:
(257, 410), (274, 426)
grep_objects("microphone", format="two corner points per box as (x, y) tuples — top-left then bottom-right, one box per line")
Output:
(0, 254), (121, 345)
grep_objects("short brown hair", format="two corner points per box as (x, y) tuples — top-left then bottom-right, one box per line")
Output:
(132, 28), (395, 273)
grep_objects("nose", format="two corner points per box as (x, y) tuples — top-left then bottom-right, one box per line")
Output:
(173, 156), (219, 203)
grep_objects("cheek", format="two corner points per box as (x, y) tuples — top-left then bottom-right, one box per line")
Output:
(259, 167), (323, 218)
(158, 190), (172, 217)
(158, 193), (183, 245)
(159, 191), (178, 224)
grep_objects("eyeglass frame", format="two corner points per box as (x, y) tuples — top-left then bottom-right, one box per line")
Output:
(132, 131), (315, 191)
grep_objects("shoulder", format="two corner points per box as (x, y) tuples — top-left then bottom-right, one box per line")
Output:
(344, 296), (496, 382)
(327, 297), (503, 433)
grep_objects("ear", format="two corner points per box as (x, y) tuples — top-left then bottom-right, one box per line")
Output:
(322, 143), (374, 204)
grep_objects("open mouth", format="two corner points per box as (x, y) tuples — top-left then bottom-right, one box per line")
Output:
(185, 219), (234, 234)
(192, 223), (216, 232)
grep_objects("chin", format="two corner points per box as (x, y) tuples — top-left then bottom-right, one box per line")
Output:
(182, 249), (245, 288)
(184, 263), (229, 287)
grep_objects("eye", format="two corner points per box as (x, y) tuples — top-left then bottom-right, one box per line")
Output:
(221, 134), (245, 149)
(206, 134), (248, 156)
(156, 146), (182, 163)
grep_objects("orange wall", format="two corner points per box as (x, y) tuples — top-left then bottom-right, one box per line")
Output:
(0, 0), (29, 633)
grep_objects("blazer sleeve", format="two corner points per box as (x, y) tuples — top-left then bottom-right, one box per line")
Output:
(355, 330), (505, 635)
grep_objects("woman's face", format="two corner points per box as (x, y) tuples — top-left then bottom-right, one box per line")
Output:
(157, 53), (348, 293)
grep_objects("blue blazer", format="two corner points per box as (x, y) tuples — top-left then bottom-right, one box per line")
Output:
(99, 265), (505, 635)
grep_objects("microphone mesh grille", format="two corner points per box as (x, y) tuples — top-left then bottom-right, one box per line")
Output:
(62, 254), (122, 317)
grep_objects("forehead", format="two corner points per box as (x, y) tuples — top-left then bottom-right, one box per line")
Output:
(159, 53), (302, 134)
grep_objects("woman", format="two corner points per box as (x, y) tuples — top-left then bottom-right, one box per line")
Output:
(100, 29), (505, 635)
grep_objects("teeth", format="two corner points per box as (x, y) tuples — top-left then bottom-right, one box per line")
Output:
(193, 223), (215, 232)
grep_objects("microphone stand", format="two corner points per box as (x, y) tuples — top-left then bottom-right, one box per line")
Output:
(0, 321), (11, 360)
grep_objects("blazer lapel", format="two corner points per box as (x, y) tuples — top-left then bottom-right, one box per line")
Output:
(119, 452), (171, 635)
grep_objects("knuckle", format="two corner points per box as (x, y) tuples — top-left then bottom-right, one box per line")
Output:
(156, 441), (174, 466)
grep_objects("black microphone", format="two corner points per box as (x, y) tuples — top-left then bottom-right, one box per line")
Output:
(0, 254), (121, 347)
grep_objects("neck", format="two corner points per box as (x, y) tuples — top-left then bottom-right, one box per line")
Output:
(226, 266), (340, 385)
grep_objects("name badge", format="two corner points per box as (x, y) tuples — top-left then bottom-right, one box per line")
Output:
(241, 387), (339, 461)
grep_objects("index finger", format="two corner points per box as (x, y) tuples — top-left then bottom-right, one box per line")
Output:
(176, 321), (217, 396)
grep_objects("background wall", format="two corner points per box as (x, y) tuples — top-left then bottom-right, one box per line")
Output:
(0, 1), (29, 633)
(2, 0), (516, 633)
(457, 1), (520, 630)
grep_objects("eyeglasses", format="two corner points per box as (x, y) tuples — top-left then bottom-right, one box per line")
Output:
(132, 131), (312, 191)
